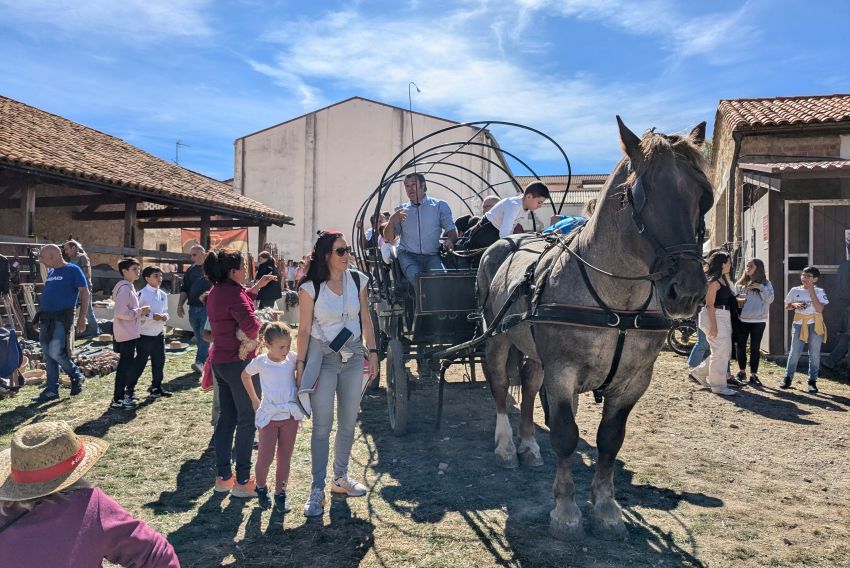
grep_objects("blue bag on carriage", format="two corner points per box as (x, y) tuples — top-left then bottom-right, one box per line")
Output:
(541, 215), (587, 236)
(0, 327), (23, 380)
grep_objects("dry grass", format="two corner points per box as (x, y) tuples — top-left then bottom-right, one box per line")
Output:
(1, 347), (849, 567)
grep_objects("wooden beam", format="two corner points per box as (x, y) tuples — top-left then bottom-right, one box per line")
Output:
(199, 214), (211, 250)
(124, 199), (137, 248)
(0, 194), (126, 209)
(21, 184), (36, 237)
(257, 225), (268, 252)
(85, 244), (191, 262)
(138, 218), (255, 230)
(73, 207), (208, 221)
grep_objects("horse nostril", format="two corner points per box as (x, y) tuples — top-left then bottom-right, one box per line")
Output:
(667, 284), (679, 301)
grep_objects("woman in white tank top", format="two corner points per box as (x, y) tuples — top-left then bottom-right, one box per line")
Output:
(295, 231), (379, 518)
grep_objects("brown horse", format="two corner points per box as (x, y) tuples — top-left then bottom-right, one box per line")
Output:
(477, 117), (712, 539)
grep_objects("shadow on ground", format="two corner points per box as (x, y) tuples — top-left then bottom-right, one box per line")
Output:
(167, 489), (374, 567)
(359, 380), (720, 567)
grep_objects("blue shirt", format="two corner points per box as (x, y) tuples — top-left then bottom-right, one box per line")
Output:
(542, 215), (587, 236)
(40, 263), (87, 312)
(392, 196), (455, 255)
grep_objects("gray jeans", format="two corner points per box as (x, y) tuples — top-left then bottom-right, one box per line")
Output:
(308, 337), (365, 489)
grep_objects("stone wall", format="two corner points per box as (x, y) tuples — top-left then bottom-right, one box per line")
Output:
(0, 181), (142, 267)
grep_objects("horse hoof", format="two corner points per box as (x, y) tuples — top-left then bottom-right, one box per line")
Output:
(495, 452), (519, 469)
(589, 515), (628, 541)
(518, 449), (544, 468)
(549, 516), (585, 541)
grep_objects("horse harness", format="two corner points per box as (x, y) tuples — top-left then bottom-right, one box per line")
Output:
(469, 169), (704, 401)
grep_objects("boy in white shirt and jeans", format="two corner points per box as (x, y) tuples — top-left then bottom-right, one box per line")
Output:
(465, 181), (550, 250)
(782, 266), (828, 392)
(138, 266), (171, 398)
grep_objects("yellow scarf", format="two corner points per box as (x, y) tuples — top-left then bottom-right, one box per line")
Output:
(793, 312), (827, 344)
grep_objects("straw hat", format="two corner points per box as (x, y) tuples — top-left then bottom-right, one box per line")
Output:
(0, 421), (108, 501)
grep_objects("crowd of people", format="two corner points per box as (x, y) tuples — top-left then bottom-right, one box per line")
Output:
(688, 251), (829, 395)
(2, 174), (841, 566)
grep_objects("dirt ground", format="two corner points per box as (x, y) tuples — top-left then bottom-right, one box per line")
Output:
(1, 348), (848, 567)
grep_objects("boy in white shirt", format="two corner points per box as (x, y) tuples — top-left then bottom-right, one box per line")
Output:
(138, 266), (171, 398)
(466, 181), (550, 250)
(781, 266), (829, 392)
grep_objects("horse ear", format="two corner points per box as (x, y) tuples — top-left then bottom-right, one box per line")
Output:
(616, 115), (642, 164)
(689, 121), (707, 146)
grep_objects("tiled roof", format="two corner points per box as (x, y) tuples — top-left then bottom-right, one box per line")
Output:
(0, 95), (292, 225)
(739, 160), (850, 174)
(718, 94), (850, 131)
(515, 174), (608, 188)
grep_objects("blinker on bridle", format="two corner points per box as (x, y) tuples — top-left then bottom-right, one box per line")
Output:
(625, 161), (704, 281)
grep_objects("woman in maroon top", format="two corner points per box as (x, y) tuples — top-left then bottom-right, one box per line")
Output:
(0, 421), (179, 567)
(204, 249), (277, 498)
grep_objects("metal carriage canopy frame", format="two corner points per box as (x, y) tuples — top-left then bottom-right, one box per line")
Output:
(351, 120), (574, 264)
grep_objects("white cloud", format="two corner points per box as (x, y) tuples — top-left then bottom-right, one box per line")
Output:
(507, 0), (759, 65)
(0, 0), (212, 41)
(250, 5), (721, 172)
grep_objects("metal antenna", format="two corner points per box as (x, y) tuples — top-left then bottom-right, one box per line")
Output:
(408, 82), (420, 173)
(408, 82), (423, 254)
(175, 140), (189, 165)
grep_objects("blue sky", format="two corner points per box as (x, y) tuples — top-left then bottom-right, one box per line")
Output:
(1, 0), (848, 180)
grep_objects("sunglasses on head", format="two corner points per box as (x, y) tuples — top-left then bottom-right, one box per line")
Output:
(334, 246), (352, 257)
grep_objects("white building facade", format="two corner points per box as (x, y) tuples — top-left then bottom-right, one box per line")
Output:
(234, 97), (516, 259)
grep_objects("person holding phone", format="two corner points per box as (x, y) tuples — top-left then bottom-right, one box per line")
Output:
(296, 231), (379, 518)
(110, 258), (151, 410)
(782, 266), (829, 392)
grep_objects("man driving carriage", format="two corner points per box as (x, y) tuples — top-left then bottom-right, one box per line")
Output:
(383, 173), (457, 284)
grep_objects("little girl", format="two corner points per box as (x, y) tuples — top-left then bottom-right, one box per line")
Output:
(241, 322), (304, 511)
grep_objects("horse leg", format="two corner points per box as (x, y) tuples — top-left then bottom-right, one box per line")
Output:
(484, 337), (518, 469)
(548, 388), (584, 540)
(517, 358), (544, 467)
(589, 391), (639, 539)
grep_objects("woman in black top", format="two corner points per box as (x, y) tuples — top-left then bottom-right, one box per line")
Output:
(255, 252), (283, 309)
(689, 251), (738, 396)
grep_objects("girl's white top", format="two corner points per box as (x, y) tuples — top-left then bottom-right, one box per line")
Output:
(300, 270), (365, 343)
(244, 352), (304, 427)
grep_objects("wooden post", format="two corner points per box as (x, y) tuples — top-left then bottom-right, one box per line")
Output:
(257, 224), (268, 254)
(123, 198), (137, 248)
(21, 184), (35, 237)
(200, 214), (211, 250)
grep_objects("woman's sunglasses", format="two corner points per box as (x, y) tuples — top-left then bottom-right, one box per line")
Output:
(334, 246), (352, 257)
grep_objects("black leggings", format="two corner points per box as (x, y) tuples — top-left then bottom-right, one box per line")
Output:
(736, 321), (766, 374)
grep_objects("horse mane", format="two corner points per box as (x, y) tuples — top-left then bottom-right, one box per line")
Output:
(622, 129), (712, 192)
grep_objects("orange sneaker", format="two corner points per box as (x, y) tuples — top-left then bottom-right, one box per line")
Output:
(214, 476), (235, 493)
(231, 477), (257, 499)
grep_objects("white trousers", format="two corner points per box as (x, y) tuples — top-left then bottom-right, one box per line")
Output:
(692, 308), (732, 392)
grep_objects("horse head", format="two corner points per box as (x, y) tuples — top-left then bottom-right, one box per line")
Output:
(616, 116), (712, 318)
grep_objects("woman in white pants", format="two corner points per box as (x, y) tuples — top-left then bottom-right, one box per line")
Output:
(691, 251), (738, 396)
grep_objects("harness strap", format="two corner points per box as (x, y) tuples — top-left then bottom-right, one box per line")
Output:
(593, 330), (627, 403)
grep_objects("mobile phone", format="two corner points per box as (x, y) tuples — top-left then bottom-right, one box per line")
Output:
(328, 327), (354, 352)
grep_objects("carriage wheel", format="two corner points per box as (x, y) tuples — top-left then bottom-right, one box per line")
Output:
(667, 321), (698, 356)
(386, 339), (409, 436)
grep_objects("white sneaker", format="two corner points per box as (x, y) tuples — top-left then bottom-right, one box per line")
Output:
(303, 487), (325, 517)
(714, 387), (737, 396)
(331, 474), (367, 497)
(191, 362), (203, 374)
